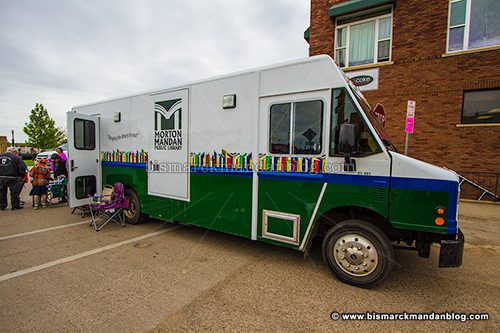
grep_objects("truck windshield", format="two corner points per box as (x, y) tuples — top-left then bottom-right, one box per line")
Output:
(347, 85), (397, 151)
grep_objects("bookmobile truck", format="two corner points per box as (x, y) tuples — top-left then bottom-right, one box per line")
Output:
(67, 55), (464, 287)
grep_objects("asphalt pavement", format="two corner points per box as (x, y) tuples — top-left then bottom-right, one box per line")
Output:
(0, 189), (498, 332)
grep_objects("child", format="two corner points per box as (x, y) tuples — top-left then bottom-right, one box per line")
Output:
(29, 158), (51, 209)
(50, 153), (68, 178)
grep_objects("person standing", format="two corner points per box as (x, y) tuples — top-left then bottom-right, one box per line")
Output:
(0, 147), (25, 210)
(55, 147), (67, 161)
(51, 147), (68, 173)
(29, 158), (51, 209)
(30, 148), (37, 160)
(13, 149), (28, 206)
(51, 153), (68, 203)
(51, 153), (68, 178)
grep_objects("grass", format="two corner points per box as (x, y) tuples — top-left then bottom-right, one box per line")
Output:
(24, 159), (34, 167)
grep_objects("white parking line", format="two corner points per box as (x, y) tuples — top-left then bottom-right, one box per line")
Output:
(0, 226), (181, 282)
(0, 220), (92, 241)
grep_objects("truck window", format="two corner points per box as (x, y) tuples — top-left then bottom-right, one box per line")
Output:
(269, 100), (323, 155)
(74, 118), (96, 150)
(293, 100), (323, 154)
(330, 88), (381, 156)
(75, 175), (96, 199)
(269, 103), (291, 154)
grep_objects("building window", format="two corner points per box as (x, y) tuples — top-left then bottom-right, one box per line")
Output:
(462, 88), (500, 124)
(447, 0), (500, 53)
(269, 100), (323, 155)
(335, 10), (392, 68)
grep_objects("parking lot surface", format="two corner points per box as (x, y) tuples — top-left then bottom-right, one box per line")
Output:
(0, 190), (499, 332)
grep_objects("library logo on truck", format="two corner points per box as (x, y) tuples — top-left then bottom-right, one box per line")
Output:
(154, 99), (183, 150)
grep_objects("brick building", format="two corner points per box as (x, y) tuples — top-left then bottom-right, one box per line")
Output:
(305, 0), (500, 198)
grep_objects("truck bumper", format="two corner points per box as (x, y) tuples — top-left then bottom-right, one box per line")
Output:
(439, 228), (464, 268)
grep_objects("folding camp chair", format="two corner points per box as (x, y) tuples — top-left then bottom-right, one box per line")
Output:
(89, 182), (130, 231)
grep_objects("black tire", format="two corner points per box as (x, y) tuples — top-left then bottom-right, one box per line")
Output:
(322, 219), (394, 288)
(124, 188), (147, 225)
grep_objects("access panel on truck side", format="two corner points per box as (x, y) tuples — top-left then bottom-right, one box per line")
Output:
(148, 89), (190, 201)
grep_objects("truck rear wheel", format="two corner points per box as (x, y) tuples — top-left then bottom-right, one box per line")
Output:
(322, 219), (394, 288)
(124, 188), (147, 224)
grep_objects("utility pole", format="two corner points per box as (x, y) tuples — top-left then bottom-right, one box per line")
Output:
(11, 130), (15, 146)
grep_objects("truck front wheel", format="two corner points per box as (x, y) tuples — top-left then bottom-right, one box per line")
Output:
(124, 188), (147, 224)
(322, 219), (394, 288)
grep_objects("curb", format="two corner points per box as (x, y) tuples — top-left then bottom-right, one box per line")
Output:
(460, 199), (500, 205)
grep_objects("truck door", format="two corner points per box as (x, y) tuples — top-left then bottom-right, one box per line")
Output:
(67, 112), (101, 208)
(325, 87), (391, 214)
(257, 90), (330, 246)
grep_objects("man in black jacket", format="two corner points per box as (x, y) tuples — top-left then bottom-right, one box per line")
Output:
(0, 147), (26, 210)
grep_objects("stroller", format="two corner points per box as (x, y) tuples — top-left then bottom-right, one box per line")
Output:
(47, 175), (68, 206)
(88, 182), (130, 231)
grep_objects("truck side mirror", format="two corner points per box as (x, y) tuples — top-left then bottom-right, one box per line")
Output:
(338, 123), (358, 155)
(338, 123), (358, 172)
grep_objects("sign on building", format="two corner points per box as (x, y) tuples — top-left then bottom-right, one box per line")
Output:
(346, 68), (379, 91)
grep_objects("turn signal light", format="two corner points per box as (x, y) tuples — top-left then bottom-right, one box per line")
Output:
(435, 207), (446, 215)
(435, 217), (445, 226)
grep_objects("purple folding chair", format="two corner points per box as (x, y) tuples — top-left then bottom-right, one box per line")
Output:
(89, 182), (130, 231)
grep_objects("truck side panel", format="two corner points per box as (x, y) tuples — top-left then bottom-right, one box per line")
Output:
(102, 164), (253, 238)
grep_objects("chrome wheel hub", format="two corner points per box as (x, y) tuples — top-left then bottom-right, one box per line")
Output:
(333, 234), (378, 277)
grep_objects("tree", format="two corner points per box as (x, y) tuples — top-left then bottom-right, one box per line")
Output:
(23, 103), (66, 150)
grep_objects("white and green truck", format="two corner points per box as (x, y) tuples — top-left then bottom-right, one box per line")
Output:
(68, 55), (464, 287)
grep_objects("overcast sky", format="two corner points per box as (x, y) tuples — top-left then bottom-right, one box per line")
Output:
(0, 0), (310, 143)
